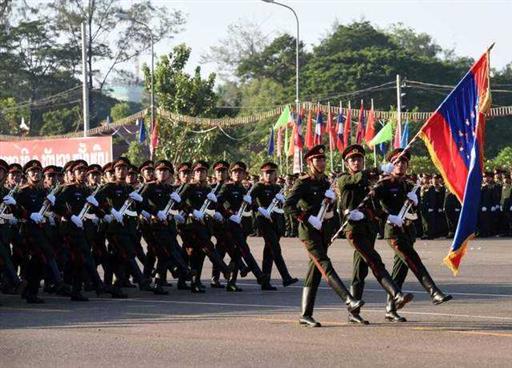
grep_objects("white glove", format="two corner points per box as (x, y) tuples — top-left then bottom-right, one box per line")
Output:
(129, 191), (143, 202)
(428, 208), (434, 213)
(481, 207), (487, 212)
(407, 192), (418, 206)
(46, 193), (56, 206)
(91, 216), (100, 225)
(213, 211), (224, 222)
(71, 214), (83, 228)
(111, 208), (123, 223)
(30, 212), (44, 224)
(207, 193), (217, 203)
(86, 195), (99, 207)
(170, 192), (181, 203)
(174, 213), (185, 224)
(510, 205), (512, 211)
(229, 214), (241, 224)
(324, 189), (335, 201)
(157, 210), (167, 221)
(193, 209), (204, 221)
(381, 162), (394, 174)
(258, 207), (271, 219)
(3, 195), (16, 206)
(490, 206), (496, 212)
(140, 210), (151, 220)
(455, 208), (460, 212)
(8, 217), (18, 225)
(438, 209), (443, 213)
(387, 214), (403, 227)
(348, 209), (365, 221)
(307, 215), (322, 230)
(103, 214), (114, 223)
(48, 216), (56, 226)
(243, 194), (252, 204)
(275, 193), (285, 203)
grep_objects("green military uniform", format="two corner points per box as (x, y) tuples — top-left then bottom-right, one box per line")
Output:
(337, 144), (413, 324)
(368, 149), (452, 322)
(252, 162), (298, 289)
(284, 145), (363, 327)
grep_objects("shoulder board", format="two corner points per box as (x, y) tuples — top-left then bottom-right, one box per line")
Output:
(299, 174), (310, 180)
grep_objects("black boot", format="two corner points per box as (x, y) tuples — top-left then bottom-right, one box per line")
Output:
(299, 287), (321, 327)
(327, 274), (364, 313)
(417, 268), (453, 305)
(71, 292), (89, 302)
(379, 275), (414, 310)
(283, 277), (299, 287)
(261, 282), (277, 291)
(226, 282), (243, 292)
(385, 295), (407, 322)
(348, 285), (369, 325)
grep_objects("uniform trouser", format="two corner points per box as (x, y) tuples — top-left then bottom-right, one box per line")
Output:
(346, 229), (388, 298)
(257, 216), (292, 281)
(151, 225), (190, 283)
(23, 224), (62, 295)
(445, 211), (459, 235)
(66, 227), (102, 293)
(181, 224), (230, 285)
(225, 221), (263, 281)
(0, 238), (19, 286)
(107, 223), (144, 287)
(478, 211), (491, 237)
(85, 222), (110, 282)
(301, 228), (355, 314)
(211, 224), (228, 282)
(140, 222), (157, 279)
(386, 231), (440, 311)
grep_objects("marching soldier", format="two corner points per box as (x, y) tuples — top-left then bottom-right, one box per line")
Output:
(216, 161), (269, 291)
(178, 160), (231, 293)
(284, 145), (364, 327)
(252, 162), (298, 289)
(366, 149), (452, 322)
(336, 145), (413, 324)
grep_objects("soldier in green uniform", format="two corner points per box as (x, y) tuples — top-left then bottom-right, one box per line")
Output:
(284, 145), (364, 327)
(336, 145), (414, 325)
(252, 162), (298, 289)
(365, 149), (452, 322)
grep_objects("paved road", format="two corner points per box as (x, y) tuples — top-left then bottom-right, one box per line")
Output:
(1, 237), (511, 368)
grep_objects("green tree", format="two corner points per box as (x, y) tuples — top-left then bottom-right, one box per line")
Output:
(40, 106), (81, 135)
(110, 102), (131, 121)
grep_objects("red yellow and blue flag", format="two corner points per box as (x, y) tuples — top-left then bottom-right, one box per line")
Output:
(418, 48), (492, 275)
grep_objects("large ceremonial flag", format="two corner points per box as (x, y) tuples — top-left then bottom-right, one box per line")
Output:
(313, 105), (324, 145)
(368, 120), (393, 148)
(418, 49), (492, 275)
(336, 103), (345, 152)
(305, 108), (314, 149)
(343, 101), (352, 147)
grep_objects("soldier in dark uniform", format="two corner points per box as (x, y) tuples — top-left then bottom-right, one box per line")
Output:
(13, 160), (65, 303)
(216, 161), (269, 291)
(500, 172), (512, 236)
(96, 158), (154, 297)
(175, 162), (193, 290)
(284, 145), (364, 327)
(141, 159), (192, 294)
(210, 160), (230, 288)
(422, 176), (438, 239)
(478, 172), (494, 237)
(336, 145), (413, 325)
(444, 190), (461, 238)
(492, 169), (504, 236)
(53, 160), (105, 301)
(284, 174), (297, 237)
(366, 149), (452, 322)
(179, 160), (231, 293)
(252, 162), (298, 290)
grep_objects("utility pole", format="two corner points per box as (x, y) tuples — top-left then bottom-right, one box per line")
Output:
(395, 74), (402, 147)
(81, 22), (90, 137)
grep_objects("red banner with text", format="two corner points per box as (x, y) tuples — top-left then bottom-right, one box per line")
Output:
(0, 136), (113, 166)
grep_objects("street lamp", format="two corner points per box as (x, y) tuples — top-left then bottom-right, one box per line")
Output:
(118, 13), (155, 157)
(262, 0), (301, 171)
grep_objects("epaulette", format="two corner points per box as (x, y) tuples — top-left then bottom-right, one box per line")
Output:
(299, 174), (310, 180)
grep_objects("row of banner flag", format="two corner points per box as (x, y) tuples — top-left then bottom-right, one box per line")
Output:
(267, 101), (410, 157)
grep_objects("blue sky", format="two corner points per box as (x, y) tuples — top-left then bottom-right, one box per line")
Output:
(119, 0), (511, 80)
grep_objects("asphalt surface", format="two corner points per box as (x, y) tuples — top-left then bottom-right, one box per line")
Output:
(1, 237), (511, 368)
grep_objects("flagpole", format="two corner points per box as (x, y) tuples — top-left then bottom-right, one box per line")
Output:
(373, 145), (377, 168)
(328, 101), (334, 173)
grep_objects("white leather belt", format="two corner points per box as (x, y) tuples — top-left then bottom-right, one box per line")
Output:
(125, 210), (137, 217)
(242, 210), (252, 217)
(272, 208), (284, 214)
(84, 213), (98, 220)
